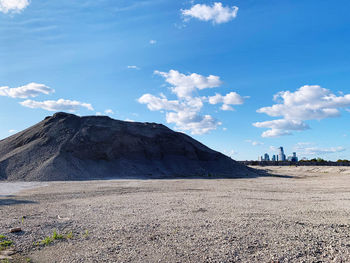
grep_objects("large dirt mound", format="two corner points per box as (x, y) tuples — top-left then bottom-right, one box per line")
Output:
(0, 112), (255, 181)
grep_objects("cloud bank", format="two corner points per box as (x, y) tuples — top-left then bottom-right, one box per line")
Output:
(254, 85), (350, 137)
(0, 83), (54, 98)
(294, 142), (345, 156)
(20, 99), (94, 112)
(138, 70), (246, 135)
(182, 2), (238, 24)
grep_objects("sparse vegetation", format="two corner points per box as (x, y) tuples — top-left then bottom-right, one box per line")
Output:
(41, 236), (52, 246)
(52, 230), (64, 240)
(0, 235), (13, 251)
(83, 230), (89, 238)
(66, 231), (73, 239)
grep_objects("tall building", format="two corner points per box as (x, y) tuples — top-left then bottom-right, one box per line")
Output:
(292, 152), (298, 162)
(278, 147), (286, 161)
(272, 155), (276, 161)
(264, 153), (270, 161)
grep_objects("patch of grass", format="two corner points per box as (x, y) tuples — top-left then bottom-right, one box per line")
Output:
(1, 259), (10, 263)
(41, 236), (52, 246)
(26, 258), (32, 263)
(0, 235), (13, 251)
(0, 240), (13, 247)
(52, 230), (63, 240)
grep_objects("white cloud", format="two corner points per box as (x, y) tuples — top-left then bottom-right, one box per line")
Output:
(149, 40), (157, 44)
(155, 70), (222, 98)
(294, 142), (345, 156)
(182, 2), (238, 24)
(166, 111), (220, 135)
(0, 0), (29, 13)
(253, 119), (309, 138)
(208, 92), (245, 111)
(139, 70), (245, 135)
(245, 140), (264, 146)
(104, 109), (114, 115)
(20, 99), (94, 112)
(8, 129), (17, 134)
(127, 65), (140, 70)
(0, 83), (54, 99)
(254, 85), (350, 137)
(138, 93), (184, 112)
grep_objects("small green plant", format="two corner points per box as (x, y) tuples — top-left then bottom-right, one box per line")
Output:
(26, 258), (32, 263)
(83, 230), (89, 238)
(21, 216), (25, 224)
(66, 231), (73, 239)
(0, 234), (13, 251)
(52, 230), (63, 240)
(1, 259), (10, 263)
(41, 236), (52, 246)
(0, 240), (13, 247)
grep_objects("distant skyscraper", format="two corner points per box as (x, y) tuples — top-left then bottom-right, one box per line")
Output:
(278, 147), (286, 161)
(264, 153), (270, 161)
(272, 155), (276, 161)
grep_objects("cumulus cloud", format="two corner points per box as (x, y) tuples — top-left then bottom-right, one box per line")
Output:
(166, 111), (220, 135)
(149, 40), (157, 44)
(253, 119), (310, 138)
(139, 70), (245, 135)
(294, 142), (345, 156)
(208, 92), (245, 111)
(8, 129), (17, 134)
(20, 99), (94, 112)
(155, 70), (222, 98)
(182, 2), (238, 24)
(104, 109), (114, 115)
(254, 85), (350, 137)
(0, 83), (54, 99)
(0, 0), (29, 13)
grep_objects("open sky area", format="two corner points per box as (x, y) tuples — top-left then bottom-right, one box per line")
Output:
(1, 0), (350, 161)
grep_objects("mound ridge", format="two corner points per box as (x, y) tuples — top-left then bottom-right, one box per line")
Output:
(0, 112), (255, 181)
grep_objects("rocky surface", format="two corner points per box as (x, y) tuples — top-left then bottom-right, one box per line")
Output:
(1, 167), (350, 262)
(0, 112), (254, 181)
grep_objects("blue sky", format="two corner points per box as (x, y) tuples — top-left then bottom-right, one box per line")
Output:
(1, 0), (350, 161)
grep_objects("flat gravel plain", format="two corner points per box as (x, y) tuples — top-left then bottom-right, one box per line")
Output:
(1, 166), (350, 262)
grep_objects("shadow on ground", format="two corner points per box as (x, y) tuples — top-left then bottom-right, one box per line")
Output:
(0, 199), (37, 206)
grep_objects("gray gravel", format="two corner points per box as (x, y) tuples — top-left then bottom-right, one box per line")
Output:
(1, 167), (350, 262)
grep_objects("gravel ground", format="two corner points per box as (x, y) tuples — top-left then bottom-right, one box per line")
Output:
(1, 166), (350, 262)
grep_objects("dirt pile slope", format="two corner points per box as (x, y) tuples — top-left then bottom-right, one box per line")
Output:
(0, 112), (255, 181)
